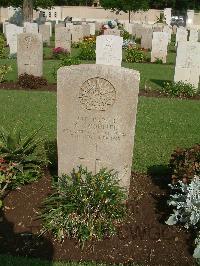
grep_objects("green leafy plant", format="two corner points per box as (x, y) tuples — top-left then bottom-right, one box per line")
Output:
(77, 41), (96, 61)
(170, 145), (200, 184)
(41, 166), (127, 246)
(154, 58), (163, 64)
(125, 47), (147, 63)
(0, 126), (46, 206)
(18, 74), (48, 89)
(120, 29), (131, 40)
(0, 65), (12, 83)
(53, 56), (81, 79)
(162, 81), (197, 98)
(166, 176), (200, 259)
(0, 34), (6, 58)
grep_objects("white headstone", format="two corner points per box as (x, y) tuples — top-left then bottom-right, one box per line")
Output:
(72, 25), (84, 43)
(164, 8), (172, 26)
(151, 32), (169, 63)
(57, 64), (140, 190)
(163, 25), (172, 43)
(96, 35), (123, 67)
(45, 21), (52, 37)
(88, 23), (96, 35)
(104, 29), (121, 36)
(141, 26), (153, 50)
(55, 27), (71, 52)
(39, 24), (50, 45)
(24, 22), (38, 34)
(17, 33), (43, 77)
(189, 29), (198, 42)
(6, 24), (24, 54)
(187, 10), (195, 27)
(176, 27), (188, 46)
(174, 41), (200, 89)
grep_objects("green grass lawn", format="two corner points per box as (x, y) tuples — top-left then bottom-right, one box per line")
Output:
(0, 89), (199, 173)
(1, 42), (176, 89)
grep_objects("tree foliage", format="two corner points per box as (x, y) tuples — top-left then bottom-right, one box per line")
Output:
(100, 0), (149, 13)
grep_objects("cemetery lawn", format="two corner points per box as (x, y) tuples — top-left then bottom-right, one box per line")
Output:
(0, 89), (199, 173)
(0, 54), (175, 90)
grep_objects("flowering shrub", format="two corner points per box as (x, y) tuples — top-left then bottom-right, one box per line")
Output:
(41, 166), (127, 246)
(120, 29), (131, 40)
(52, 47), (70, 59)
(166, 176), (200, 259)
(18, 74), (47, 89)
(78, 41), (96, 61)
(162, 81), (197, 98)
(0, 65), (12, 83)
(125, 47), (147, 63)
(123, 39), (136, 49)
(0, 34), (6, 59)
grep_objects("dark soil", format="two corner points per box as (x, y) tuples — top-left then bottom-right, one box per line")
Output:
(0, 82), (200, 101)
(0, 82), (56, 92)
(0, 170), (196, 266)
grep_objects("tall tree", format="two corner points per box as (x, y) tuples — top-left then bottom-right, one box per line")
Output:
(149, 0), (200, 10)
(99, 0), (149, 22)
(23, 0), (33, 22)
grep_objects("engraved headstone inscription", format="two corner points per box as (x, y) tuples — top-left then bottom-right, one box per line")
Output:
(57, 64), (140, 191)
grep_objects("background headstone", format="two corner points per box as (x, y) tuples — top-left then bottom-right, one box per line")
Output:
(45, 21), (52, 37)
(55, 27), (71, 52)
(72, 25), (84, 42)
(82, 24), (90, 37)
(176, 27), (188, 46)
(151, 32), (168, 63)
(6, 24), (24, 54)
(141, 26), (153, 50)
(174, 41), (200, 88)
(24, 22), (38, 34)
(39, 24), (50, 45)
(88, 23), (96, 35)
(96, 35), (123, 67)
(104, 29), (121, 36)
(189, 29), (198, 42)
(17, 33), (43, 77)
(57, 64), (140, 190)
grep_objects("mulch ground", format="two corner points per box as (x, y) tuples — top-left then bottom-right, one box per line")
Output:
(0, 169), (196, 266)
(0, 81), (200, 101)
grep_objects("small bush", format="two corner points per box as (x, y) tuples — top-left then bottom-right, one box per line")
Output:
(53, 56), (80, 79)
(135, 37), (141, 44)
(78, 41), (96, 61)
(60, 56), (81, 66)
(120, 29), (131, 40)
(18, 74), (47, 89)
(41, 166), (127, 246)
(166, 176), (200, 259)
(154, 58), (163, 64)
(0, 126), (46, 207)
(170, 145), (200, 184)
(162, 81), (197, 98)
(52, 47), (70, 59)
(0, 34), (6, 58)
(0, 65), (12, 83)
(125, 47), (147, 63)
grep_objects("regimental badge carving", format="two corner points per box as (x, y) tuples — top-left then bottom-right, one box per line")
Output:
(24, 36), (32, 49)
(79, 77), (116, 111)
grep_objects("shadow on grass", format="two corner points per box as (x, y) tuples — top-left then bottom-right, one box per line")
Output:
(150, 79), (171, 88)
(0, 210), (54, 263)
